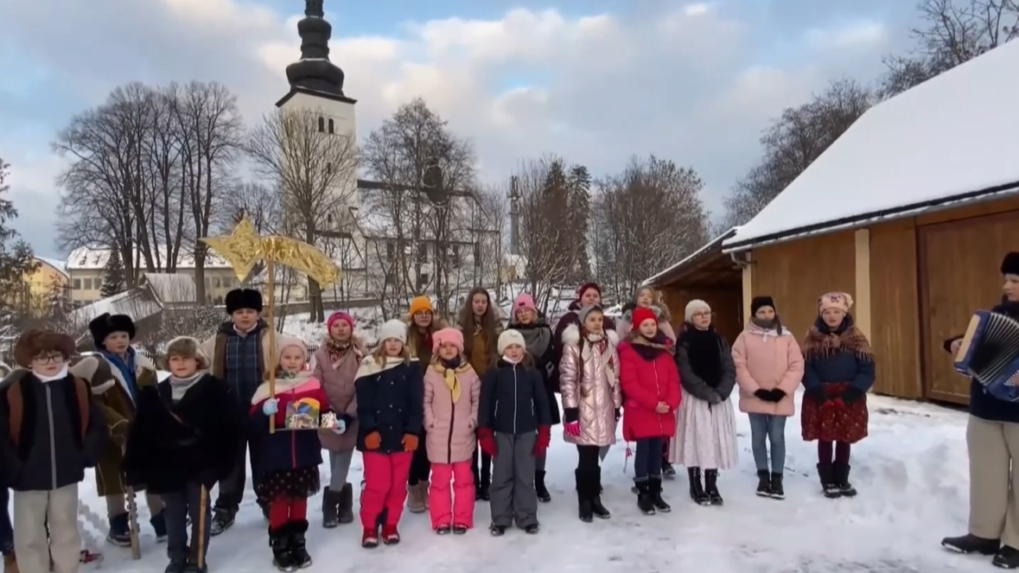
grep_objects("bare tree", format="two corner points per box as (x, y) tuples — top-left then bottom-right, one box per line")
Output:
(719, 79), (874, 228)
(881, 0), (1018, 97)
(246, 107), (358, 323)
(476, 185), (509, 299)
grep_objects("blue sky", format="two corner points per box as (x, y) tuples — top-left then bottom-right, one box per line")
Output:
(0, 0), (919, 258)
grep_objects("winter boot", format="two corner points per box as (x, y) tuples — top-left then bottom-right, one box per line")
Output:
(381, 524), (401, 545)
(321, 487), (341, 528)
(151, 509), (168, 542)
(575, 469), (593, 523)
(833, 463), (857, 497)
(209, 507), (236, 537)
(337, 483), (354, 524)
(164, 558), (187, 573)
(182, 562), (208, 573)
(106, 513), (132, 547)
(817, 464), (841, 498)
(769, 472), (785, 499)
(704, 469), (723, 505)
(687, 467), (710, 505)
(649, 477), (671, 513)
(635, 481), (655, 515)
(535, 471), (552, 503)
(289, 520), (312, 569)
(590, 468), (611, 519)
(406, 482), (426, 513)
(662, 459), (677, 480)
(361, 527), (379, 549)
(941, 533), (1000, 555)
(269, 524), (294, 572)
(755, 470), (771, 497)
(994, 546), (1019, 569)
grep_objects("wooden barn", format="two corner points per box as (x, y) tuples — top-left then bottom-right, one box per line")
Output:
(650, 39), (1019, 405)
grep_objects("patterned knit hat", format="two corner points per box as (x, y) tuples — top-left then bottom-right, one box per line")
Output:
(818, 292), (853, 314)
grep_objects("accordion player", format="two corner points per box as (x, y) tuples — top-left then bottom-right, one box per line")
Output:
(954, 310), (1019, 402)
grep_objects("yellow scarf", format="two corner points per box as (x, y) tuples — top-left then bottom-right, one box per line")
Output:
(431, 360), (469, 403)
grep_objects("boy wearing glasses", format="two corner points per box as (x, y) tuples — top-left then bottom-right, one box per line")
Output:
(0, 329), (107, 573)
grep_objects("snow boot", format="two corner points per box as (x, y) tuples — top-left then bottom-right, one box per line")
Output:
(833, 463), (857, 497)
(337, 483), (354, 524)
(635, 481), (655, 515)
(269, 524), (295, 572)
(662, 459), (676, 480)
(182, 562), (208, 573)
(289, 520), (312, 569)
(151, 509), (168, 542)
(941, 533), (1000, 555)
(361, 527), (379, 549)
(489, 524), (507, 536)
(590, 468), (611, 519)
(453, 523), (468, 535)
(994, 546), (1019, 569)
(436, 524), (452, 535)
(106, 513), (132, 547)
(817, 463), (841, 498)
(209, 507), (236, 537)
(3, 553), (16, 573)
(755, 470), (771, 497)
(649, 477), (671, 513)
(535, 471), (552, 503)
(769, 472), (785, 499)
(321, 487), (341, 528)
(164, 558), (187, 573)
(406, 482), (426, 513)
(524, 524), (540, 534)
(704, 469), (724, 505)
(381, 524), (401, 545)
(688, 467), (710, 505)
(575, 469), (594, 523)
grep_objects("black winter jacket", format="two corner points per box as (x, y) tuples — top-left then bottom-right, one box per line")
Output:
(478, 359), (552, 435)
(355, 359), (424, 453)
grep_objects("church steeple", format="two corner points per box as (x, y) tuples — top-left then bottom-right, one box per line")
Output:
(285, 0), (346, 96)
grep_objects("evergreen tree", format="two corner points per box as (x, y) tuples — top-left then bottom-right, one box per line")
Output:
(0, 157), (39, 322)
(100, 250), (126, 298)
(566, 164), (592, 281)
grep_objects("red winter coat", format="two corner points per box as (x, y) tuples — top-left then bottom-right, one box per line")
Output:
(619, 338), (681, 441)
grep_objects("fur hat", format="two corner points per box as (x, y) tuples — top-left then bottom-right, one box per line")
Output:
(751, 296), (775, 315)
(164, 336), (210, 370)
(409, 296), (433, 317)
(577, 304), (603, 326)
(276, 336), (308, 365)
(432, 327), (464, 353)
(14, 329), (76, 369)
(818, 292), (853, 314)
(684, 300), (710, 322)
(378, 319), (408, 344)
(327, 311), (355, 332)
(88, 313), (135, 347)
(631, 307), (658, 331)
(1002, 252), (1019, 276)
(497, 329), (526, 355)
(225, 288), (263, 314)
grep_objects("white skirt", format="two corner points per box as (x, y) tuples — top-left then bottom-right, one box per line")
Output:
(669, 388), (738, 470)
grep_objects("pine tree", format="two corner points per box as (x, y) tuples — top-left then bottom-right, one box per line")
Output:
(566, 164), (592, 281)
(0, 157), (39, 323)
(100, 250), (126, 298)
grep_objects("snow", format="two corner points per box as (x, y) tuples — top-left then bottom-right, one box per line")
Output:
(36, 256), (69, 278)
(643, 228), (736, 287)
(68, 289), (163, 325)
(725, 39), (1019, 249)
(75, 392), (986, 572)
(66, 246), (233, 271)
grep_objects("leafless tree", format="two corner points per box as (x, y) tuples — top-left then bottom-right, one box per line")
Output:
(215, 180), (282, 285)
(719, 79), (874, 228)
(881, 0), (1018, 97)
(246, 107), (358, 323)
(476, 185), (509, 299)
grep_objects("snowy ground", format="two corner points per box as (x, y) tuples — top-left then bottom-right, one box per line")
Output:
(78, 393), (985, 573)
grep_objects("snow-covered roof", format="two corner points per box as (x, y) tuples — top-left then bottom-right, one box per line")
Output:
(66, 246), (232, 271)
(68, 288), (163, 326)
(724, 40), (1019, 250)
(142, 273), (197, 305)
(643, 228), (736, 287)
(34, 256), (69, 278)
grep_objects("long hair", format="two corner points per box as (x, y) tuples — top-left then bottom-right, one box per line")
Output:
(406, 313), (443, 357)
(371, 340), (410, 364)
(458, 287), (500, 355)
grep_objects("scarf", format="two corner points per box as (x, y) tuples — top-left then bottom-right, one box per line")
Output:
(802, 314), (873, 360)
(325, 337), (353, 364)
(437, 356), (464, 403)
(751, 316), (776, 330)
(512, 322), (552, 358)
(168, 371), (205, 401)
(679, 324), (724, 388)
(35, 366), (69, 383)
(631, 332), (673, 361)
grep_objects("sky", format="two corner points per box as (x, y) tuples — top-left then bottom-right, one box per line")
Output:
(0, 0), (920, 259)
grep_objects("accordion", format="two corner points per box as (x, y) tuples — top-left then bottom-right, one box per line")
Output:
(954, 311), (1019, 402)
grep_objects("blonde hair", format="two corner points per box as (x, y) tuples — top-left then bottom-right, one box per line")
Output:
(372, 340), (410, 364)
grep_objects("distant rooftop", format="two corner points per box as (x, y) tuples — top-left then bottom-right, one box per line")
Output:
(66, 246), (232, 271)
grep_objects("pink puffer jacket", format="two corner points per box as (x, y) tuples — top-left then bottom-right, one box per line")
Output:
(559, 324), (621, 447)
(312, 338), (363, 451)
(731, 325), (804, 416)
(423, 361), (481, 464)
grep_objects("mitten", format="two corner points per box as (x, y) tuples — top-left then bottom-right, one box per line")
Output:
(768, 389), (786, 402)
(804, 386), (829, 404)
(261, 398), (279, 416)
(614, 408), (621, 421)
(332, 419), (347, 434)
(841, 386), (866, 404)
(478, 428), (498, 457)
(364, 431), (382, 450)
(534, 426), (551, 455)
(402, 433), (419, 452)
(753, 389), (772, 400)
(707, 391), (722, 405)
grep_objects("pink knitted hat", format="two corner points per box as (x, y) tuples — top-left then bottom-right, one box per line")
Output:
(514, 293), (537, 313)
(327, 311), (355, 331)
(276, 336), (308, 364)
(432, 327), (464, 353)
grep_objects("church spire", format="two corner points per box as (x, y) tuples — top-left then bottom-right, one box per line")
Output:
(285, 0), (346, 96)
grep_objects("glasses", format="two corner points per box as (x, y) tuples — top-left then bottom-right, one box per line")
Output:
(692, 311), (712, 318)
(33, 354), (65, 364)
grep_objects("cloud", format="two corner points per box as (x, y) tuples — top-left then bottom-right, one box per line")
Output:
(0, 0), (912, 257)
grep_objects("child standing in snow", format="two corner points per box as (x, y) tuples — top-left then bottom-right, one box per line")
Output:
(479, 330), (552, 535)
(402, 297), (446, 512)
(423, 328), (480, 534)
(355, 320), (424, 548)
(618, 308), (681, 515)
(0, 330), (107, 573)
(122, 337), (240, 573)
(251, 337), (336, 571)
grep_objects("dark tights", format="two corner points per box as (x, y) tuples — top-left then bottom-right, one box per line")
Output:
(817, 441), (851, 464)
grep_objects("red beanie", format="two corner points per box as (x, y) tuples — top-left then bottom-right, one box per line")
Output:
(632, 307), (657, 330)
(576, 282), (601, 300)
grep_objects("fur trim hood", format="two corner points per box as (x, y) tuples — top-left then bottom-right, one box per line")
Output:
(561, 323), (619, 348)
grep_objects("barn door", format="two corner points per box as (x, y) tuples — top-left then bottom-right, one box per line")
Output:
(919, 210), (1019, 403)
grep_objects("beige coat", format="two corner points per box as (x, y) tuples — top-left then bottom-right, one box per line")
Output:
(559, 324), (621, 447)
(423, 361), (481, 464)
(311, 337), (364, 451)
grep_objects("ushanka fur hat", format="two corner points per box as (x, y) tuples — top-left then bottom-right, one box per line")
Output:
(14, 329), (76, 369)
(88, 313), (136, 347)
(225, 288), (263, 314)
(1001, 252), (1019, 277)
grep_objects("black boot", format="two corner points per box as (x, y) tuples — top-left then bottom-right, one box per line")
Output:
(535, 471), (552, 503)
(575, 469), (593, 523)
(106, 513), (131, 547)
(337, 483), (354, 524)
(321, 487), (341, 529)
(209, 507), (236, 537)
(649, 477), (670, 513)
(941, 533), (1000, 555)
(635, 481), (655, 515)
(755, 470), (771, 497)
(590, 468), (611, 519)
(817, 464), (841, 498)
(269, 525), (294, 572)
(704, 469), (723, 505)
(289, 520), (312, 569)
(151, 509), (168, 542)
(769, 472), (785, 499)
(687, 467), (710, 505)
(662, 459), (676, 480)
(833, 463), (857, 497)
(994, 546), (1019, 569)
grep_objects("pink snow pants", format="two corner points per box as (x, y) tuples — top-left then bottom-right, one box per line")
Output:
(360, 451), (413, 528)
(428, 461), (475, 529)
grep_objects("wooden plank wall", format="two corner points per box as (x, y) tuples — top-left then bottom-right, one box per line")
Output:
(659, 286), (742, 345)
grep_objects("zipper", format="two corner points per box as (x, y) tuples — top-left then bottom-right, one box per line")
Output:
(512, 365), (518, 434)
(653, 360), (664, 435)
(446, 382), (455, 465)
(46, 385), (57, 490)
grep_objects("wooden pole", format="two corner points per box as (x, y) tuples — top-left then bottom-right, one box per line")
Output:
(266, 259), (277, 433)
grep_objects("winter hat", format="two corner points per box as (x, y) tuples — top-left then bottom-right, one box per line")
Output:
(576, 282), (601, 301)
(164, 336), (210, 370)
(276, 336), (308, 366)
(432, 327), (464, 354)
(409, 296), (433, 317)
(818, 292), (853, 314)
(327, 311), (355, 332)
(684, 300), (710, 322)
(88, 313), (136, 347)
(577, 304), (603, 326)
(632, 307), (658, 330)
(14, 329), (76, 369)
(497, 329), (526, 355)
(513, 293), (537, 314)
(225, 288), (263, 314)
(751, 296), (775, 315)
(1001, 252), (1019, 276)
(378, 319), (408, 344)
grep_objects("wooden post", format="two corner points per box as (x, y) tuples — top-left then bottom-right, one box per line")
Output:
(266, 259), (277, 433)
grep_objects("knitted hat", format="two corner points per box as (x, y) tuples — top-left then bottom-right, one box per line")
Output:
(751, 296), (775, 315)
(818, 292), (853, 314)
(14, 329), (76, 369)
(225, 288), (263, 314)
(378, 319), (408, 344)
(327, 311), (355, 332)
(513, 293), (537, 314)
(276, 336), (308, 365)
(632, 307), (658, 330)
(497, 329), (526, 355)
(409, 296), (433, 317)
(577, 304), (603, 326)
(88, 313), (136, 347)
(576, 282), (601, 301)
(1002, 252), (1019, 276)
(165, 336), (210, 370)
(684, 300), (710, 322)
(432, 327), (464, 353)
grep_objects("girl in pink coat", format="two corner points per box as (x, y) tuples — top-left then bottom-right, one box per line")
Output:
(423, 328), (481, 534)
(730, 296), (804, 500)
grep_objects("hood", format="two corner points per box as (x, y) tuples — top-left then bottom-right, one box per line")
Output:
(562, 323), (619, 348)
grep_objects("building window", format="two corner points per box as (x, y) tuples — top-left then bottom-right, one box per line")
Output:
(83, 278), (92, 290)
(417, 273), (429, 290)
(72, 279), (81, 290)
(416, 242), (427, 264)
(328, 118), (334, 133)
(318, 117), (325, 132)
(386, 242), (395, 261)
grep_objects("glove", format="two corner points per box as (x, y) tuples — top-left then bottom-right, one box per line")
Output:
(534, 426), (550, 456)
(768, 389), (786, 402)
(402, 434), (419, 452)
(804, 386), (829, 404)
(261, 398), (279, 416)
(332, 419), (347, 434)
(564, 421), (581, 437)
(478, 428), (498, 457)
(841, 386), (866, 404)
(614, 408), (621, 421)
(364, 431), (381, 450)
(707, 391), (722, 405)
(753, 389), (772, 401)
